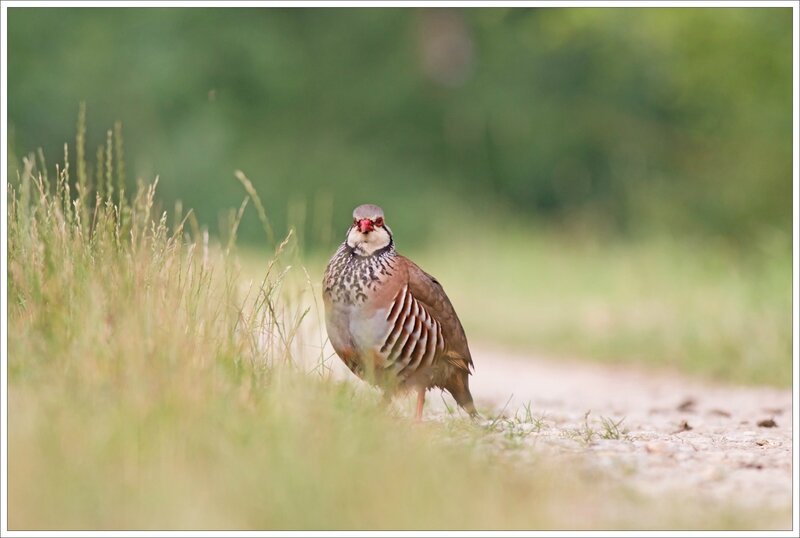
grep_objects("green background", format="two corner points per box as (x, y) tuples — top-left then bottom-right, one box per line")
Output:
(8, 7), (793, 250)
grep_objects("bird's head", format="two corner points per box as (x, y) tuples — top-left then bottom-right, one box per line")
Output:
(346, 204), (393, 256)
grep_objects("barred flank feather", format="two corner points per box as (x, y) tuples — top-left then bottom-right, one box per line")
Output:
(381, 285), (444, 377)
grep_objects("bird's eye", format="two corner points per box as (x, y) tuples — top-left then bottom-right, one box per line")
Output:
(353, 219), (358, 226)
(374, 217), (384, 227)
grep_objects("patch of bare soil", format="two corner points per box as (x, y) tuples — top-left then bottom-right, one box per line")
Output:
(442, 344), (794, 513)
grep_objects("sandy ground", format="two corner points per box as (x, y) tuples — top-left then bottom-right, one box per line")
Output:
(468, 344), (794, 511)
(322, 342), (794, 513)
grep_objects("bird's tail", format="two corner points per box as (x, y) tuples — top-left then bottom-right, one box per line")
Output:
(447, 372), (480, 419)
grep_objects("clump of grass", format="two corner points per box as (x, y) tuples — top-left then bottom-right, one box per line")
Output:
(563, 412), (628, 446)
(600, 416), (628, 441)
(519, 402), (548, 433)
(479, 400), (550, 450)
(568, 411), (599, 446)
(6, 120), (790, 531)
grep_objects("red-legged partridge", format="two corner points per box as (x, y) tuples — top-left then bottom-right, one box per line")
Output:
(323, 204), (477, 420)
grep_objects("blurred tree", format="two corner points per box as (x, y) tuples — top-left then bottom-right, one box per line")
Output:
(7, 7), (792, 249)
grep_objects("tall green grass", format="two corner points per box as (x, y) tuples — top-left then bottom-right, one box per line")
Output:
(6, 125), (789, 530)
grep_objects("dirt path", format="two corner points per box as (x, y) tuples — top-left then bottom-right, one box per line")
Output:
(322, 342), (794, 512)
(458, 344), (793, 511)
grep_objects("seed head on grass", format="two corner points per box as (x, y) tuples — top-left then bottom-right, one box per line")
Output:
(234, 169), (275, 247)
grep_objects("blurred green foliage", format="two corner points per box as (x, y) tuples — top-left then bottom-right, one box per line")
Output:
(7, 7), (793, 249)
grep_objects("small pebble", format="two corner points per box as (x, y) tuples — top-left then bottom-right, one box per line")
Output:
(645, 441), (670, 454)
(672, 420), (693, 434)
(701, 466), (724, 481)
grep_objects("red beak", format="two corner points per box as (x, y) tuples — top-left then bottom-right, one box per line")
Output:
(358, 218), (374, 233)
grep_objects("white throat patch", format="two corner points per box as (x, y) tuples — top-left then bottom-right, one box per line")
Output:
(346, 225), (392, 256)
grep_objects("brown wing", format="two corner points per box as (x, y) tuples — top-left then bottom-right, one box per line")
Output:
(401, 256), (474, 373)
(380, 283), (444, 378)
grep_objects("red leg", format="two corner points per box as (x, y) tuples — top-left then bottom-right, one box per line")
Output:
(415, 387), (425, 421)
